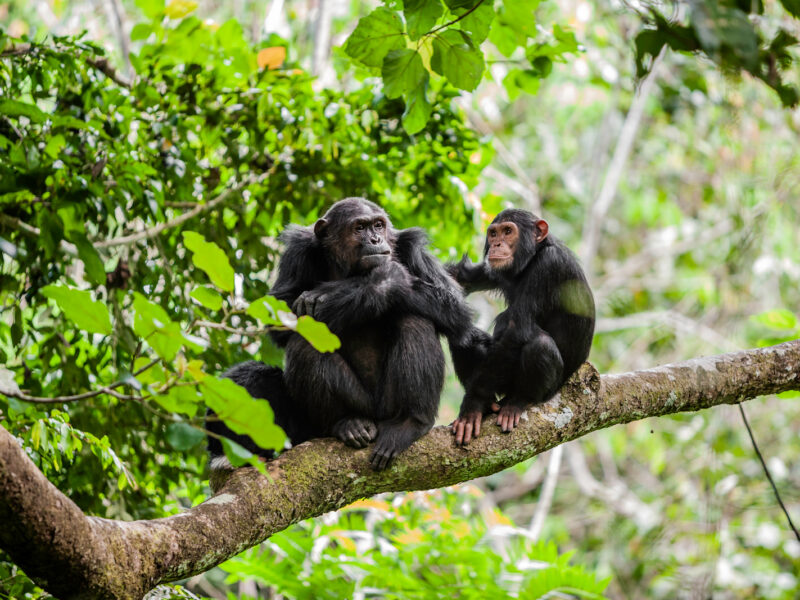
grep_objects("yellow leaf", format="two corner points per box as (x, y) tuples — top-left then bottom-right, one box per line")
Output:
(393, 528), (424, 545)
(164, 0), (197, 19)
(258, 46), (286, 70)
(346, 498), (391, 512)
(330, 531), (357, 553)
(187, 360), (206, 381)
(483, 508), (513, 528)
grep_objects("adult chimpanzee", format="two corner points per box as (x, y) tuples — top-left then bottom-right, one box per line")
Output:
(448, 208), (595, 445)
(209, 197), (483, 471)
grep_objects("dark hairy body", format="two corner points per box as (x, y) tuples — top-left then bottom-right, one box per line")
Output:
(208, 198), (482, 470)
(449, 208), (595, 445)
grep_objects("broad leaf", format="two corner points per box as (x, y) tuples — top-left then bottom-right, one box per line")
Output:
(165, 422), (206, 450)
(182, 231), (234, 292)
(41, 285), (112, 335)
(431, 30), (484, 91)
(404, 0), (443, 41)
(344, 7), (406, 68)
(382, 49), (428, 99)
(190, 286), (223, 311)
(402, 84), (432, 134)
(295, 316), (341, 353)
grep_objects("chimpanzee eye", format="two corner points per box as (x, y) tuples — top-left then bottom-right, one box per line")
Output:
(489, 230), (496, 237)
(505, 227), (512, 235)
(374, 221), (384, 230)
(355, 224), (365, 232)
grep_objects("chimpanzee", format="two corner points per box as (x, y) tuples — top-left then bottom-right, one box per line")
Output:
(208, 197), (483, 471)
(448, 208), (595, 445)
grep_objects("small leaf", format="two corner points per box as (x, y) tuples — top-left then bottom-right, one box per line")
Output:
(41, 285), (112, 335)
(73, 235), (106, 286)
(164, 0), (197, 19)
(132, 293), (183, 361)
(295, 315), (341, 353)
(752, 309), (798, 331)
(165, 422), (206, 450)
(135, 0), (164, 19)
(343, 7), (406, 68)
(247, 295), (292, 325)
(190, 286), (223, 311)
(382, 49), (428, 99)
(0, 99), (47, 123)
(257, 46), (286, 70)
(182, 232), (234, 292)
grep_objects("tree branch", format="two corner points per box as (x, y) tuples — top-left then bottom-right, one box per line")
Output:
(1, 340), (799, 599)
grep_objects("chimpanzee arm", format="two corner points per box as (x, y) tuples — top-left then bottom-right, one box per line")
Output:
(394, 228), (476, 341)
(446, 255), (499, 294)
(269, 225), (326, 347)
(292, 261), (412, 333)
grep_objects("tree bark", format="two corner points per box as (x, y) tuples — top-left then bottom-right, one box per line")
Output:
(1, 340), (798, 600)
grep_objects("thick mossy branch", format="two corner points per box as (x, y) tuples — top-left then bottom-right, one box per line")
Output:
(1, 340), (799, 600)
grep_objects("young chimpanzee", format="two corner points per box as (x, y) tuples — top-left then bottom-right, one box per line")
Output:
(449, 208), (595, 445)
(209, 197), (482, 471)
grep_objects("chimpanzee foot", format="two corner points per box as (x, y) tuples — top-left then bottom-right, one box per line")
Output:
(369, 435), (400, 470)
(496, 404), (524, 433)
(451, 411), (483, 446)
(333, 417), (378, 448)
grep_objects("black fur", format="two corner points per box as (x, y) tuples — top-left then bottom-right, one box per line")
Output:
(208, 198), (480, 470)
(448, 208), (595, 443)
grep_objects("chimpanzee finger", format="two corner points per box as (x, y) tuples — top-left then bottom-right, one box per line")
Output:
(453, 421), (463, 445)
(473, 414), (482, 438)
(462, 421), (473, 445)
(514, 411), (520, 427)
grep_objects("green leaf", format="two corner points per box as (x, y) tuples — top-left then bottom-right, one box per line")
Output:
(0, 99), (47, 123)
(247, 295), (293, 326)
(130, 23), (154, 41)
(219, 436), (255, 466)
(190, 286), (223, 311)
(154, 386), (201, 416)
(73, 235), (106, 286)
(503, 68), (541, 100)
(295, 315), (341, 353)
(444, 0), (482, 9)
(132, 292), (183, 361)
(201, 376), (286, 451)
(41, 285), (112, 335)
(752, 309), (798, 331)
(404, 0), (443, 41)
(458, 1), (495, 44)
(691, 3), (758, 69)
(182, 231), (234, 292)
(165, 422), (206, 451)
(382, 49), (428, 99)
(431, 30), (484, 91)
(135, 0), (164, 19)
(402, 85), (432, 134)
(779, 0), (800, 18)
(344, 7), (406, 68)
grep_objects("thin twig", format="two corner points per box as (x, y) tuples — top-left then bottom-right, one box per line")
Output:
(738, 403), (800, 542)
(95, 172), (268, 248)
(3, 358), (159, 405)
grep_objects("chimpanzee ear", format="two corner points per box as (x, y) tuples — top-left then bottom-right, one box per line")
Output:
(313, 218), (329, 239)
(534, 219), (549, 242)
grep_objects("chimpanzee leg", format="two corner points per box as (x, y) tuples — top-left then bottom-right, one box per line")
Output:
(284, 335), (377, 448)
(370, 316), (444, 470)
(496, 332), (564, 433)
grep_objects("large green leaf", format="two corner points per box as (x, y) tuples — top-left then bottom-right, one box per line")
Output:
(404, 0), (443, 41)
(0, 99), (47, 123)
(190, 286), (223, 311)
(165, 422), (206, 451)
(431, 30), (484, 91)
(41, 285), (112, 335)
(458, 1), (495, 44)
(132, 292), (183, 361)
(382, 49), (428, 99)
(201, 375), (286, 451)
(402, 84), (432, 134)
(246, 295), (293, 326)
(343, 7), (406, 68)
(182, 231), (235, 292)
(295, 316), (341, 353)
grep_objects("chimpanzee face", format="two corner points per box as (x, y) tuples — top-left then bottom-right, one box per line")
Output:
(486, 221), (519, 270)
(314, 198), (394, 276)
(351, 214), (391, 270)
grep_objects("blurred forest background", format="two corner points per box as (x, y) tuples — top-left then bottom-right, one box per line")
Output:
(1, 0), (799, 598)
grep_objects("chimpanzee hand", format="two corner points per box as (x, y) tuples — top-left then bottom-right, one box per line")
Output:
(332, 417), (378, 449)
(292, 288), (328, 320)
(369, 260), (413, 291)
